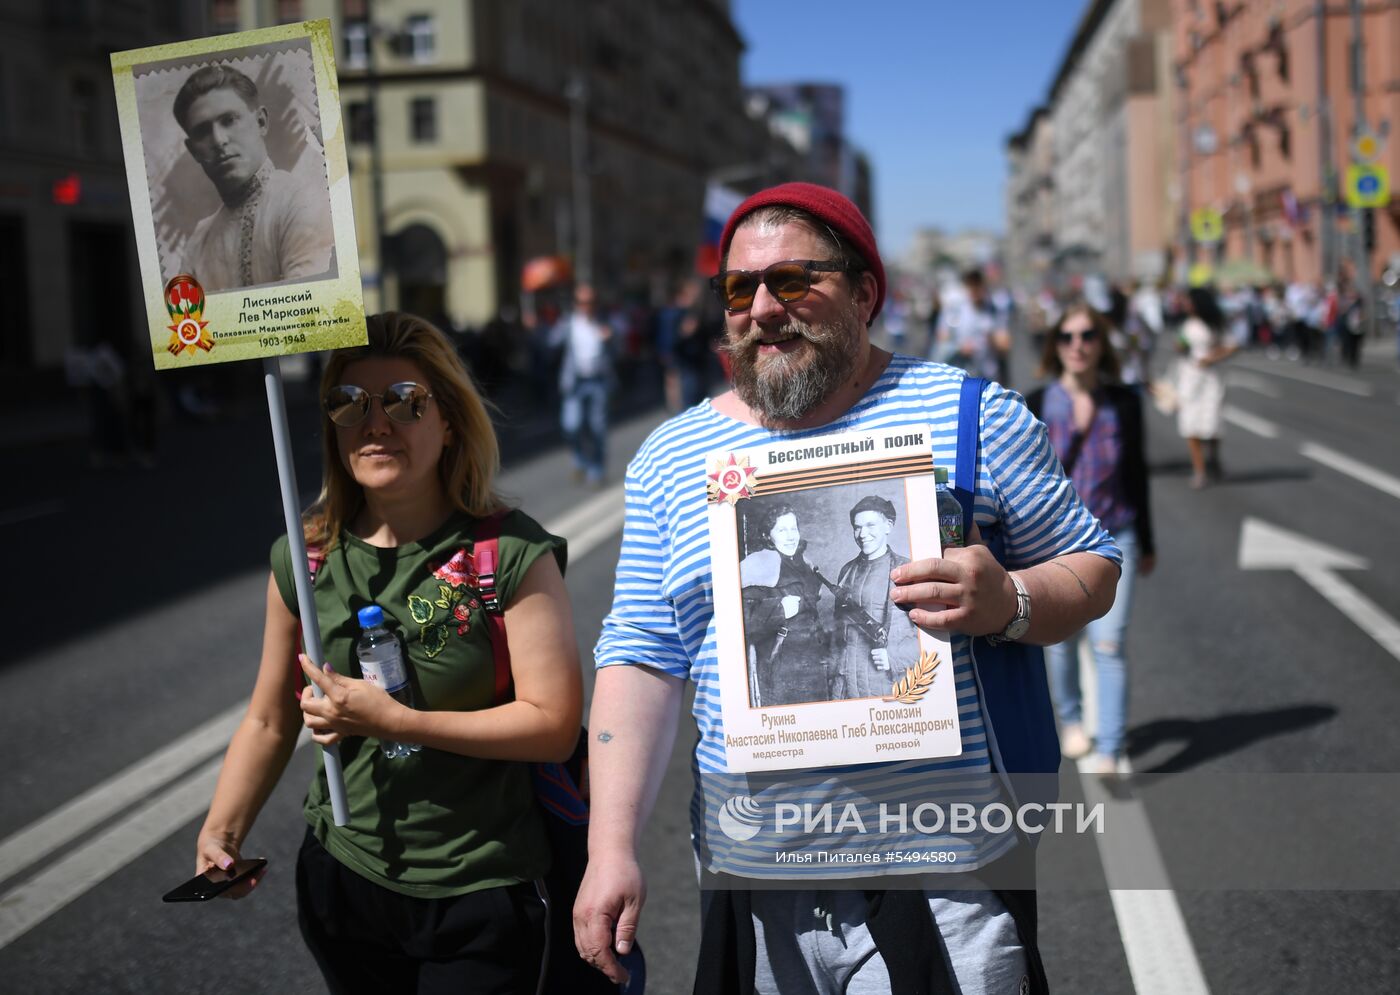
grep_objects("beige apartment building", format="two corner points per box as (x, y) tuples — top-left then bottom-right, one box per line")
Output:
(1004, 107), (1055, 289)
(1172, 0), (1400, 285)
(217, 0), (764, 328)
(1005, 0), (1176, 289)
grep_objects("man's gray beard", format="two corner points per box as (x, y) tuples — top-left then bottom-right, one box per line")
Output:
(722, 306), (863, 424)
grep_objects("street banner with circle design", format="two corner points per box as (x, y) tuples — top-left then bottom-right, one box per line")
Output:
(1190, 208), (1225, 244)
(1344, 165), (1390, 210)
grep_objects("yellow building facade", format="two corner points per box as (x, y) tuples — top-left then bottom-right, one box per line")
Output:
(221, 0), (755, 328)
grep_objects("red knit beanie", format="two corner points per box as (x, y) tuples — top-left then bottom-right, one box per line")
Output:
(719, 182), (885, 320)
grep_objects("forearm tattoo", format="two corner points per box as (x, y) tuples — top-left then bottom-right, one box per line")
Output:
(596, 730), (615, 744)
(1051, 561), (1092, 599)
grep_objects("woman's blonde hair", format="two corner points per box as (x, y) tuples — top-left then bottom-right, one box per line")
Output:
(304, 312), (501, 548)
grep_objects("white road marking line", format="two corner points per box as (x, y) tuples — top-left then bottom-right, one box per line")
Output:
(0, 704), (246, 886)
(0, 758), (220, 949)
(1296, 566), (1400, 663)
(0, 733), (312, 950)
(544, 483), (626, 558)
(0, 487), (632, 946)
(1300, 442), (1400, 502)
(1222, 370), (1282, 397)
(1078, 758), (1212, 995)
(1238, 517), (1400, 662)
(1222, 405), (1280, 439)
(1235, 356), (1373, 397)
(0, 500), (64, 528)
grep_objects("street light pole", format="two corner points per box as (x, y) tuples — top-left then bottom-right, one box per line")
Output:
(1348, 0), (1376, 339)
(1315, 0), (1338, 284)
(365, 0), (391, 311)
(566, 75), (593, 287)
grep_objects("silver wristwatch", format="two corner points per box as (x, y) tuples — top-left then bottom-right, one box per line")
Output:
(987, 572), (1031, 645)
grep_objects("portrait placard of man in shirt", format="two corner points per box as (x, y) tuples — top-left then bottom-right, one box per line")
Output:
(831, 493), (921, 701)
(134, 42), (337, 295)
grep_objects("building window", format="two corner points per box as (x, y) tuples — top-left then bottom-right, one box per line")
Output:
(72, 78), (97, 157)
(348, 101), (374, 144)
(594, 40), (623, 74)
(275, 0), (302, 23)
(344, 20), (369, 70)
(404, 14), (435, 64)
(410, 97), (436, 143)
(210, 0), (238, 33)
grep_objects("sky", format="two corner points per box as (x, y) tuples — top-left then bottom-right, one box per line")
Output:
(731, 0), (1086, 258)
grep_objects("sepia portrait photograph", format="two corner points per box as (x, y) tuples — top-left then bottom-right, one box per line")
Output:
(132, 38), (337, 294)
(736, 479), (922, 709)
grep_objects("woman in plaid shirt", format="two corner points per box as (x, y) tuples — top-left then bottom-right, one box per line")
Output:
(1026, 302), (1156, 777)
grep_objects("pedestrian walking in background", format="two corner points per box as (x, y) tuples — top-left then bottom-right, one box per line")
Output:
(1284, 279), (1317, 361)
(1261, 283), (1288, 353)
(654, 280), (709, 412)
(1176, 286), (1235, 489)
(1116, 280), (1162, 387)
(1027, 302), (1156, 777)
(64, 340), (128, 469)
(573, 182), (1120, 995)
(1333, 278), (1364, 369)
(936, 267), (1008, 383)
(547, 284), (613, 485)
(923, 283), (943, 359)
(194, 312), (583, 994)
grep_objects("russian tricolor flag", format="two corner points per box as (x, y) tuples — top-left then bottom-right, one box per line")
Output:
(696, 182), (746, 276)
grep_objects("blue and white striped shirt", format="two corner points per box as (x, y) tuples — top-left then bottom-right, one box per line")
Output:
(596, 356), (1121, 877)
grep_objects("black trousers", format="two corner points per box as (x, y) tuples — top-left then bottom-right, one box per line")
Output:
(295, 829), (548, 995)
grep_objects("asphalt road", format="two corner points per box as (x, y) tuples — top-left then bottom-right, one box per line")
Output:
(2, 336), (1399, 993)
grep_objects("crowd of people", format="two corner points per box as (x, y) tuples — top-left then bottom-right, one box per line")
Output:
(188, 179), (1394, 993)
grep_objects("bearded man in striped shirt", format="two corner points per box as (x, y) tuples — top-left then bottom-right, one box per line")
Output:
(573, 183), (1121, 995)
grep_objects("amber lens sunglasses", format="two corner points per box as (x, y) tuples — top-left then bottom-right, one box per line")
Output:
(709, 259), (850, 313)
(324, 382), (434, 426)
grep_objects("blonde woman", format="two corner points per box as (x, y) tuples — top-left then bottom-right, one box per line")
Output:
(195, 312), (583, 994)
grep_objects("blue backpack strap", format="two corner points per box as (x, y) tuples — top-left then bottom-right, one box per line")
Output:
(954, 376), (986, 535)
(952, 375), (1061, 788)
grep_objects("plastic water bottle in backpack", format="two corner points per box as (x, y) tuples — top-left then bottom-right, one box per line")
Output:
(355, 605), (421, 758)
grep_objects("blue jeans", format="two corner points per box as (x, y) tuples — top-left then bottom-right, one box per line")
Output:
(560, 375), (608, 481)
(749, 889), (1028, 995)
(1045, 527), (1138, 757)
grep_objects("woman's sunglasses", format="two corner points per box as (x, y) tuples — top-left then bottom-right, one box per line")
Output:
(709, 259), (850, 313)
(323, 382), (434, 426)
(1056, 329), (1099, 345)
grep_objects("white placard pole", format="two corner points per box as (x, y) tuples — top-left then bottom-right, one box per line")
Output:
(264, 357), (349, 826)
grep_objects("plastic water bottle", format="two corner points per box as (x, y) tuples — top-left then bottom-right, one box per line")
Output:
(935, 467), (964, 550)
(355, 605), (420, 758)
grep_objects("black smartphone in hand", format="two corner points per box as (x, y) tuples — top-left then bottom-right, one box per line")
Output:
(162, 858), (267, 903)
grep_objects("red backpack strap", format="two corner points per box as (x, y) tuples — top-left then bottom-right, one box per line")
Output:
(307, 546), (325, 585)
(476, 511), (513, 705)
(476, 511), (593, 826)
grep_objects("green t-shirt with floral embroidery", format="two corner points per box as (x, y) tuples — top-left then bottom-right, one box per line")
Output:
(270, 509), (566, 898)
